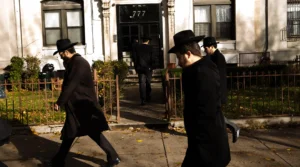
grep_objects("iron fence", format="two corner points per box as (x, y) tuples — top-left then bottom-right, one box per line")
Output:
(165, 70), (300, 120)
(0, 71), (120, 126)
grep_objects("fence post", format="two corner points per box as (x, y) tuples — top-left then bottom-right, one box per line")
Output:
(93, 69), (99, 99)
(109, 77), (112, 117)
(19, 80), (22, 124)
(44, 78), (48, 125)
(281, 71), (284, 115)
(249, 71), (252, 114)
(165, 70), (171, 120)
(180, 74), (183, 111)
(173, 73), (177, 118)
(268, 71), (271, 113)
(4, 80), (8, 120)
(116, 75), (120, 123)
(288, 72), (290, 109)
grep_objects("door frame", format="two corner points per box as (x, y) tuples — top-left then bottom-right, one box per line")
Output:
(116, 3), (164, 69)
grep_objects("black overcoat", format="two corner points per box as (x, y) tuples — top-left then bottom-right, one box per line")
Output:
(0, 118), (11, 146)
(181, 56), (231, 166)
(56, 54), (109, 140)
(210, 49), (228, 104)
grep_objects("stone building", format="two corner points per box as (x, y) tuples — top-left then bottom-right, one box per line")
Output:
(0, 0), (299, 71)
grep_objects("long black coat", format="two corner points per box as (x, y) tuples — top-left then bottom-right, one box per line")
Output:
(210, 49), (228, 104)
(56, 54), (109, 140)
(182, 56), (231, 166)
(134, 44), (153, 74)
(0, 118), (11, 146)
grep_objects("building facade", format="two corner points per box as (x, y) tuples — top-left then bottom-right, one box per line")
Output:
(1, 0), (300, 71)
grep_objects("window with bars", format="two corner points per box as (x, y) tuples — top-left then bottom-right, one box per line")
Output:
(287, 0), (300, 38)
(42, 0), (84, 46)
(194, 2), (234, 40)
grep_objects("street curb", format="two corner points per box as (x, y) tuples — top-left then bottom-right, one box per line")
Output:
(11, 116), (300, 134)
(170, 116), (300, 128)
(12, 122), (170, 134)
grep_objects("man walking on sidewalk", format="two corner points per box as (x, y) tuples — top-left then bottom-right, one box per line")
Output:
(169, 30), (231, 166)
(202, 37), (240, 143)
(51, 39), (120, 167)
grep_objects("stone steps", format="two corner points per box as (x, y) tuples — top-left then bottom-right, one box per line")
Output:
(124, 69), (164, 83)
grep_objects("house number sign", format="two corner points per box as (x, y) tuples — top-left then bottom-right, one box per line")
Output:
(130, 10), (146, 19)
(119, 4), (160, 23)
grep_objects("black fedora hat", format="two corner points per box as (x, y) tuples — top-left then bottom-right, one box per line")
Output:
(142, 36), (152, 41)
(201, 37), (219, 47)
(168, 30), (205, 53)
(53, 39), (78, 55)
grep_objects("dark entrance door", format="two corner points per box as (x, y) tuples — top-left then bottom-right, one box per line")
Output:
(117, 4), (163, 69)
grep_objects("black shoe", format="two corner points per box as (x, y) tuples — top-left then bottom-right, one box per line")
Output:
(108, 157), (121, 167)
(141, 100), (146, 106)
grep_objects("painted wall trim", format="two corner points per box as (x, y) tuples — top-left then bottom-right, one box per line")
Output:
(84, 0), (94, 55)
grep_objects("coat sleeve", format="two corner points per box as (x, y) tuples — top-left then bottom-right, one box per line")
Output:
(150, 46), (153, 69)
(216, 53), (228, 104)
(56, 58), (84, 106)
(131, 43), (137, 63)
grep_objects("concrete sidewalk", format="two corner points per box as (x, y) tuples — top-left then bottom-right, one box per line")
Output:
(0, 127), (299, 167)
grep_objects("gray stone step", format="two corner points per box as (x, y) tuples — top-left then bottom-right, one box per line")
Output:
(124, 69), (164, 83)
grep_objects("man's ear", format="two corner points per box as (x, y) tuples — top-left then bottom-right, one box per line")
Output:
(186, 51), (192, 59)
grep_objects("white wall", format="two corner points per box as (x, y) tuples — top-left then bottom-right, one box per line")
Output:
(20, 0), (43, 58)
(0, 0), (17, 68)
(174, 0), (193, 33)
(17, 0), (101, 71)
(92, 0), (104, 61)
(235, 0), (256, 52)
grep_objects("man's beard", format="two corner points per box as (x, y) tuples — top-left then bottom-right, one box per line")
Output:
(61, 56), (70, 68)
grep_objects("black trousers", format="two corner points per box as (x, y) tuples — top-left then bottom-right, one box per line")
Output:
(138, 71), (152, 101)
(53, 133), (118, 163)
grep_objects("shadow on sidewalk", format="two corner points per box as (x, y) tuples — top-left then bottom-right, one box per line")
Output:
(0, 161), (8, 167)
(1, 119), (108, 167)
(118, 83), (168, 125)
(243, 128), (300, 150)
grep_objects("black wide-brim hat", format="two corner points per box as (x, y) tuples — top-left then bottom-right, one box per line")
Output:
(53, 39), (78, 55)
(168, 30), (205, 53)
(201, 36), (219, 47)
(142, 36), (152, 41)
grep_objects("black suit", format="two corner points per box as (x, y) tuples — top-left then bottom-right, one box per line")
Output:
(210, 49), (227, 104)
(181, 56), (231, 166)
(210, 49), (240, 143)
(134, 44), (153, 102)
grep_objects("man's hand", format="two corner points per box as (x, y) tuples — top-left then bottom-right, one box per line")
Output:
(54, 103), (60, 111)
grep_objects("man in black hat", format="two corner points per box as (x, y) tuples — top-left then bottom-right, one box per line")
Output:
(169, 30), (231, 167)
(51, 39), (120, 167)
(134, 36), (153, 105)
(202, 37), (240, 143)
